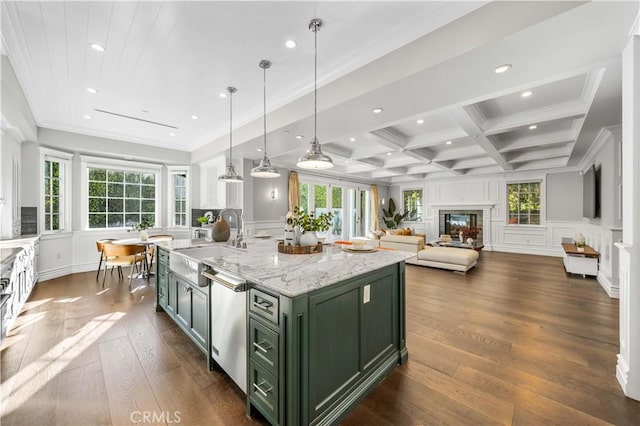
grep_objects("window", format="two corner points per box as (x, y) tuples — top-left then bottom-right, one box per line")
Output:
(87, 166), (157, 229)
(403, 189), (423, 221)
(168, 167), (189, 227)
(40, 149), (72, 233)
(507, 182), (541, 225)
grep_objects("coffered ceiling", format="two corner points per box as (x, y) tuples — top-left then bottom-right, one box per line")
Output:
(2, 1), (638, 184)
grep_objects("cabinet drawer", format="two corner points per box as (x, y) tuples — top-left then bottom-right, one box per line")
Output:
(249, 360), (279, 425)
(157, 248), (170, 264)
(249, 289), (279, 324)
(249, 319), (279, 375)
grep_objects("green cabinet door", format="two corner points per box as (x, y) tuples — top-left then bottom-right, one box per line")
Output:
(190, 286), (208, 352)
(175, 276), (191, 330)
(166, 272), (176, 317)
(156, 257), (169, 311)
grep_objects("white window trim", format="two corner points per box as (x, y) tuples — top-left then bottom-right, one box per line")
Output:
(400, 186), (425, 224)
(39, 148), (73, 234)
(80, 156), (163, 230)
(167, 165), (190, 228)
(505, 179), (545, 227)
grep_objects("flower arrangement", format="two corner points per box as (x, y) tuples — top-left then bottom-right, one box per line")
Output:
(196, 215), (209, 225)
(132, 219), (153, 231)
(293, 207), (334, 232)
(459, 226), (481, 239)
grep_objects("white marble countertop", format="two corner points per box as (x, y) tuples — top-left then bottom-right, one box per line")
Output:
(166, 238), (414, 297)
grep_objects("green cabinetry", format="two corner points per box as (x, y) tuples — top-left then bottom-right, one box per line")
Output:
(155, 246), (170, 312)
(247, 262), (407, 426)
(155, 246), (209, 356)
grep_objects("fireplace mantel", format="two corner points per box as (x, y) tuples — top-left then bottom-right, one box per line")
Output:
(430, 202), (496, 209)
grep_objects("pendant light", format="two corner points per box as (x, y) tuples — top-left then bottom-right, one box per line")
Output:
(297, 18), (334, 170)
(251, 60), (280, 178)
(218, 86), (244, 183)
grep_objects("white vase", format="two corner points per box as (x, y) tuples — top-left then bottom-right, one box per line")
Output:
(466, 237), (474, 245)
(140, 229), (148, 241)
(459, 231), (464, 243)
(300, 231), (318, 246)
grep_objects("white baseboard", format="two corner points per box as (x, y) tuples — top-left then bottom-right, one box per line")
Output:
(491, 244), (563, 257)
(597, 272), (619, 298)
(617, 354), (640, 400)
(38, 265), (74, 282)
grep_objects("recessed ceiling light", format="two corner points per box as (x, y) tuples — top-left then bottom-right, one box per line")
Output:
(529, 125), (537, 130)
(372, 108), (383, 114)
(387, 152), (392, 156)
(86, 87), (98, 94)
(446, 140), (452, 145)
(296, 135), (303, 139)
(191, 115), (198, 120)
(349, 137), (356, 142)
(219, 92), (227, 98)
(416, 119), (424, 124)
(285, 39), (297, 49)
(521, 91), (533, 98)
(345, 160), (349, 164)
(169, 132), (175, 136)
(257, 148), (263, 152)
(494, 64), (511, 74)
(83, 114), (92, 120)
(90, 43), (106, 52)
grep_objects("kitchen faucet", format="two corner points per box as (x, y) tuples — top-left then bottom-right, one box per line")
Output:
(220, 209), (243, 247)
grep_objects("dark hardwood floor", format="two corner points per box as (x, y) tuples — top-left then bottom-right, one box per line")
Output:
(2, 251), (639, 425)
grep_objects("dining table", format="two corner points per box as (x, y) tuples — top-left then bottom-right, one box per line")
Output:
(112, 236), (173, 278)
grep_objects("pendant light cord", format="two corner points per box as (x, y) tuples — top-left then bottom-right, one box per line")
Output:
(313, 24), (318, 142)
(263, 65), (267, 155)
(228, 89), (233, 166)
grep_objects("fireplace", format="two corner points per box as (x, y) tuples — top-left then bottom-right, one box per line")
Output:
(438, 209), (484, 245)
(444, 213), (477, 237)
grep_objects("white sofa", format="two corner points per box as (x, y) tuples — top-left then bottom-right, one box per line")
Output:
(379, 235), (424, 254)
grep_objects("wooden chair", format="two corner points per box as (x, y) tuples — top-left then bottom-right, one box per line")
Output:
(95, 239), (117, 280)
(146, 234), (174, 274)
(101, 243), (147, 288)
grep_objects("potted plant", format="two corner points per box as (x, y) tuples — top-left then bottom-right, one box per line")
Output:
(294, 209), (334, 246)
(382, 198), (411, 229)
(132, 219), (153, 241)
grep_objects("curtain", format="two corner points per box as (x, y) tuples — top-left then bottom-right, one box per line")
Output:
(371, 185), (379, 231)
(288, 171), (300, 213)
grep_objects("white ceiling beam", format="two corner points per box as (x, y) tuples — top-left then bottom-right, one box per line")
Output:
(369, 128), (409, 149)
(497, 129), (576, 153)
(358, 157), (386, 168)
(449, 108), (513, 171)
(450, 156), (498, 170)
(481, 100), (587, 135)
(512, 157), (569, 171)
(506, 145), (573, 164)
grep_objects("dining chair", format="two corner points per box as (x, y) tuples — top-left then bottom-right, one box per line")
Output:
(95, 239), (117, 280)
(101, 243), (147, 289)
(146, 234), (174, 275)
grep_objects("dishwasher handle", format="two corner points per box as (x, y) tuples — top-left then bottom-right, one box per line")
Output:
(202, 269), (247, 292)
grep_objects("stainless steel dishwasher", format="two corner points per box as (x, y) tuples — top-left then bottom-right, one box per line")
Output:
(202, 267), (248, 393)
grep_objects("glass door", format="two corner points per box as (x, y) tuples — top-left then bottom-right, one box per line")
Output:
(348, 188), (369, 238)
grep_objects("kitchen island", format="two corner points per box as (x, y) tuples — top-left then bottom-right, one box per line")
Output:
(156, 238), (412, 426)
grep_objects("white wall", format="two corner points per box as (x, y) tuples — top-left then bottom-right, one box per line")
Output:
(546, 171), (582, 221)
(1, 55), (37, 141)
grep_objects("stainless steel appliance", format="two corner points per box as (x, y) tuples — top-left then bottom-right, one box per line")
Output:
(202, 267), (247, 393)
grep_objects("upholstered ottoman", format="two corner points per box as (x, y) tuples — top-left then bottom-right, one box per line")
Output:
(379, 235), (424, 254)
(407, 246), (479, 273)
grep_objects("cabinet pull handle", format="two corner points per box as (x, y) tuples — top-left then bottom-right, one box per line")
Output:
(253, 300), (272, 312)
(253, 381), (272, 397)
(253, 340), (272, 353)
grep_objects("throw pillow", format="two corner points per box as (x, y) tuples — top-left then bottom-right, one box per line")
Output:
(388, 229), (403, 235)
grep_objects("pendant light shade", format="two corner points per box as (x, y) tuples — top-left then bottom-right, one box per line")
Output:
(251, 60), (280, 178)
(218, 86), (244, 183)
(297, 18), (334, 170)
